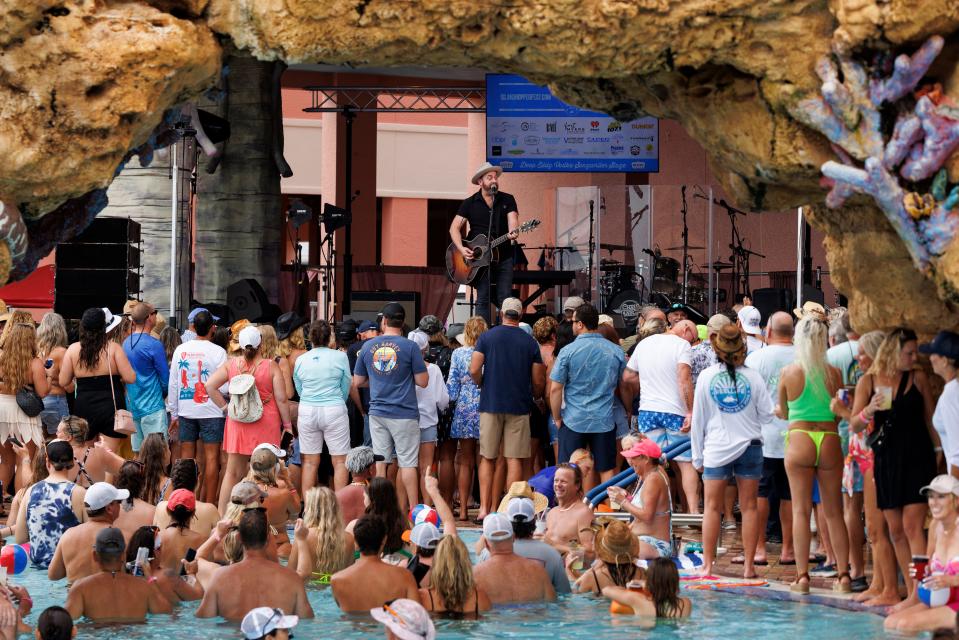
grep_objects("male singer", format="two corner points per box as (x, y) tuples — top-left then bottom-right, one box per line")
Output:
(449, 162), (520, 324)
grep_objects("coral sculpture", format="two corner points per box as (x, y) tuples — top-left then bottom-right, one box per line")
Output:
(794, 36), (959, 272)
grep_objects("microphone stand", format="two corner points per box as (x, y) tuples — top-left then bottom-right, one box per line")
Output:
(680, 185), (689, 304)
(487, 184), (497, 324)
(585, 199), (595, 303)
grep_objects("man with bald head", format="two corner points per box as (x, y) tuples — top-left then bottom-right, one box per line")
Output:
(671, 320), (698, 345)
(744, 310), (796, 564)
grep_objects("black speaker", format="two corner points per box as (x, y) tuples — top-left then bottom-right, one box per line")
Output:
(227, 279), (274, 323)
(56, 243), (140, 270)
(752, 288), (794, 325)
(348, 291), (420, 326)
(71, 217), (141, 244)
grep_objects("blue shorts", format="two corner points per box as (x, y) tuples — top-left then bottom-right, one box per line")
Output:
(132, 409), (168, 452)
(547, 416), (559, 446)
(645, 428), (691, 462)
(639, 535), (672, 558)
(40, 395), (70, 435)
(637, 410), (685, 433)
(289, 438), (302, 466)
(178, 416), (225, 444)
(420, 425), (438, 444)
(702, 442), (764, 481)
(613, 402), (629, 439)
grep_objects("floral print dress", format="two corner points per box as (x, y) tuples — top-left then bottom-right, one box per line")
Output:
(446, 346), (481, 439)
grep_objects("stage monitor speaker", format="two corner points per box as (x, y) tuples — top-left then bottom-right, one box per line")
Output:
(752, 287), (794, 325)
(227, 279), (274, 323)
(801, 285), (825, 308)
(348, 291), (420, 327)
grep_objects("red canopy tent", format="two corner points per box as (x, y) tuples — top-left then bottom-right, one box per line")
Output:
(0, 265), (54, 308)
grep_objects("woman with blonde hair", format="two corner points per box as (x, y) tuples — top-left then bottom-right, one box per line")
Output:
(0, 322), (50, 491)
(0, 311), (33, 348)
(446, 316), (487, 521)
(849, 327), (937, 609)
(288, 486), (354, 582)
(420, 535), (490, 616)
(778, 314), (849, 594)
(37, 312), (71, 434)
(244, 445), (300, 557)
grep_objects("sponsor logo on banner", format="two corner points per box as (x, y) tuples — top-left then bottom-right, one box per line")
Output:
(507, 149), (525, 155)
(590, 121), (600, 130)
(491, 136), (506, 143)
(560, 148), (578, 156)
(500, 160), (514, 169)
(631, 161), (645, 169)
(630, 145), (642, 155)
(491, 146), (502, 156)
(542, 137), (561, 144)
(631, 122), (654, 129)
(564, 137), (584, 144)
(609, 145), (624, 154)
(564, 122), (584, 133)
(525, 136), (540, 145)
(607, 121), (622, 131)
(546, 122), (557, 132)
(521, 121), (537, 131)
(586, 136), (610, 143)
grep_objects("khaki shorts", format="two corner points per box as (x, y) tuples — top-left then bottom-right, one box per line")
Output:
(479, 412), (530, 460)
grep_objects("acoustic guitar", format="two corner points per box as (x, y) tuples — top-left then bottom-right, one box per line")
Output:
(445, 219), (541, 285)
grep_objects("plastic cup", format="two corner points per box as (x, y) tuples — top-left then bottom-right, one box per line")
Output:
(876, 386), (893, 411)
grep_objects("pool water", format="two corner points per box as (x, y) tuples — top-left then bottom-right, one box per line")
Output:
(13, 531), (885, 639)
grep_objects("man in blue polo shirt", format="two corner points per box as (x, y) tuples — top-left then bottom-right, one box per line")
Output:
(353, 303), (428, 506)
(550, 303), (629, 482)
(122, 302), (169, 451)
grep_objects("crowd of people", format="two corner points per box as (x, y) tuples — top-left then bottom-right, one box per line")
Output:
(1, 292), (958, 637)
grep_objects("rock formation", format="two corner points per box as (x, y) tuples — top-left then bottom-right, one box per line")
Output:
(2, 0), (959, 331)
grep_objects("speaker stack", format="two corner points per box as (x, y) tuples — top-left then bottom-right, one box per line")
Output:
(54, 217), (141, 319)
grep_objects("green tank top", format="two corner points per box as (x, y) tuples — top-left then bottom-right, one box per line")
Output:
(786, 370), (835, 422)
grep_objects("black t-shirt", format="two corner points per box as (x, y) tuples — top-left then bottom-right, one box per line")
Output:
(456, 189), (518, 241)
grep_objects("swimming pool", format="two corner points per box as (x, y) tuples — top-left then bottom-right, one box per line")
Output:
(12, 531), (885, 638)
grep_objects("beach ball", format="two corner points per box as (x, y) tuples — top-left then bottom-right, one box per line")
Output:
(0, 544), (28, 575)
(918, 579), (951, 608)
(409, 504), (441, 528)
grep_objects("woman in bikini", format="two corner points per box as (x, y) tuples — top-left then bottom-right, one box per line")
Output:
(607, 439), (672, 560)
(288, 486), (353, 584)
(54, 416), (124, 488)
(419, 535), (490, 617)
(830, 330), (900, 606)
(571, 520), (641, 595)
(603, 557), (692, 619)
(852, 327), (937, 609)
(778, 313), (850, 594)
(885, 475), (959, 633)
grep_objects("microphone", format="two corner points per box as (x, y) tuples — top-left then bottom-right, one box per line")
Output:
(490, 184), (499, 195)
(641, 248), (656, 257)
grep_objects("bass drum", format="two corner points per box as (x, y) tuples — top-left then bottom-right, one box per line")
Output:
(605, 289), (644, 337)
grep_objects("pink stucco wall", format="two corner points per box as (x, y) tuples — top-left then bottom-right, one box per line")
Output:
(381, 198), (428, 266)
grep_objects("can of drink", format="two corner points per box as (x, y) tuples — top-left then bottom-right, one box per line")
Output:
(912, 555), (929, 582)
(838, 389), (850, 406)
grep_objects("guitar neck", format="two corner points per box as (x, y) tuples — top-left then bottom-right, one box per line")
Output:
(488, 234), (512, 249)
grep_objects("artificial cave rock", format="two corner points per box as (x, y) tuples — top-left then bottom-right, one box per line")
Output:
(2, 0), (959, 332)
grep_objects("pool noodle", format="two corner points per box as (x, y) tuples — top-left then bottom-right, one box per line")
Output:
(587, 440), (692, 507)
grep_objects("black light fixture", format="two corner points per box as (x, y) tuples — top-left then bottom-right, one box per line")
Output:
(287, 199), (312, 229)
(322, 203), (351, 234)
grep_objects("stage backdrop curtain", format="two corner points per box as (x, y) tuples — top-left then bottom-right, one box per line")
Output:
(352, 266), (457, 322)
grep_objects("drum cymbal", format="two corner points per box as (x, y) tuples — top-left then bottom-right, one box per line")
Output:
(599, 258), (622, 265)
(665, 245), (705, 250)
(600, 243), (631, 251)
(707, 261), (733, 270)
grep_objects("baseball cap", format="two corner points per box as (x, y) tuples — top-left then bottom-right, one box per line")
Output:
(410, 522), (442, 550)
(336, 319), (358, 342)
(358, 320), (378, 333)
(706, 313), (731, 335)
(920, 331), (959, 360)
(563, 296), (585, 311)
(501, 297), (523, 318)
(381, 302), (406, 322)
(251, 447), (280, 471)
(506, 497), (536, 523)
(231, 481), (268, 507)
(418, 315), (443, 335)
(409, 330), (429, 351)
(188, 307), (220, 323)
(737, 305), (762, 336)
(84, 482), (130, 510)
(46, 440), (74, 465)
(622, 439), (663, 459)
(238, 325), (261, 348)
(253, 442), (286, 459)
(370, 599), (436, 640)
(667, 302), (688, 315)
(921, 474), (959, 497)
(167, 488), (197, 512)
(482, 512), (513, 542)
(94, 527), (126, 556)
(130, 302), (156, 325)
(241, 607), (299, 640)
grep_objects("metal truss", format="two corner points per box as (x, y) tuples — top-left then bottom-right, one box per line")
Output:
(302, 86), (485, 113)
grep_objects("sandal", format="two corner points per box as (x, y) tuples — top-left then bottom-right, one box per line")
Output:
(790, 572), (810, 594)
(833, 572), (852, 594)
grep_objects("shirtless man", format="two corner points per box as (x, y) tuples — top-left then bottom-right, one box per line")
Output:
(336, 446), (376, 525)
(65, 527), (172, 622)
(154, 459), (220, 536)
(607, 439), (673, 559)
(196, 509), (313, 621)
(48, 482), (128, 584)
(544, 463), (594, 555)
(474, 513), (556, 604)
(330, 515), (419, 612)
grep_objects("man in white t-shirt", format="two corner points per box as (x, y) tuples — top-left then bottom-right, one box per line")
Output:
(738, 306), (765, 354)
(623, 320), (698, 513)
(167, 310), (227, 503)
(744, 311), (796, 565)
(922, 331), (959, 476)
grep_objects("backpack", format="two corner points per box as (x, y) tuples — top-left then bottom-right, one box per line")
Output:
(228, 359), (264, 423)
(426, 344), (453, 379)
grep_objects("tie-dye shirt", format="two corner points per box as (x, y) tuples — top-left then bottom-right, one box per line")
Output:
(26, 480), (79, 568)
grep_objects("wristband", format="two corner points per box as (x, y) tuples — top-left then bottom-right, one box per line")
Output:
(858, 410), (872, 424)
(282, 422), (293, 430)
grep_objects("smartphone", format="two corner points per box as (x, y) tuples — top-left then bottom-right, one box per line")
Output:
(6, 437), (21, 448)
(180, 548), (197, 576)
(44, 359), (53, 369)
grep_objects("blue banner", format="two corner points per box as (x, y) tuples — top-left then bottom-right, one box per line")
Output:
(486, 74), (659, 173)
